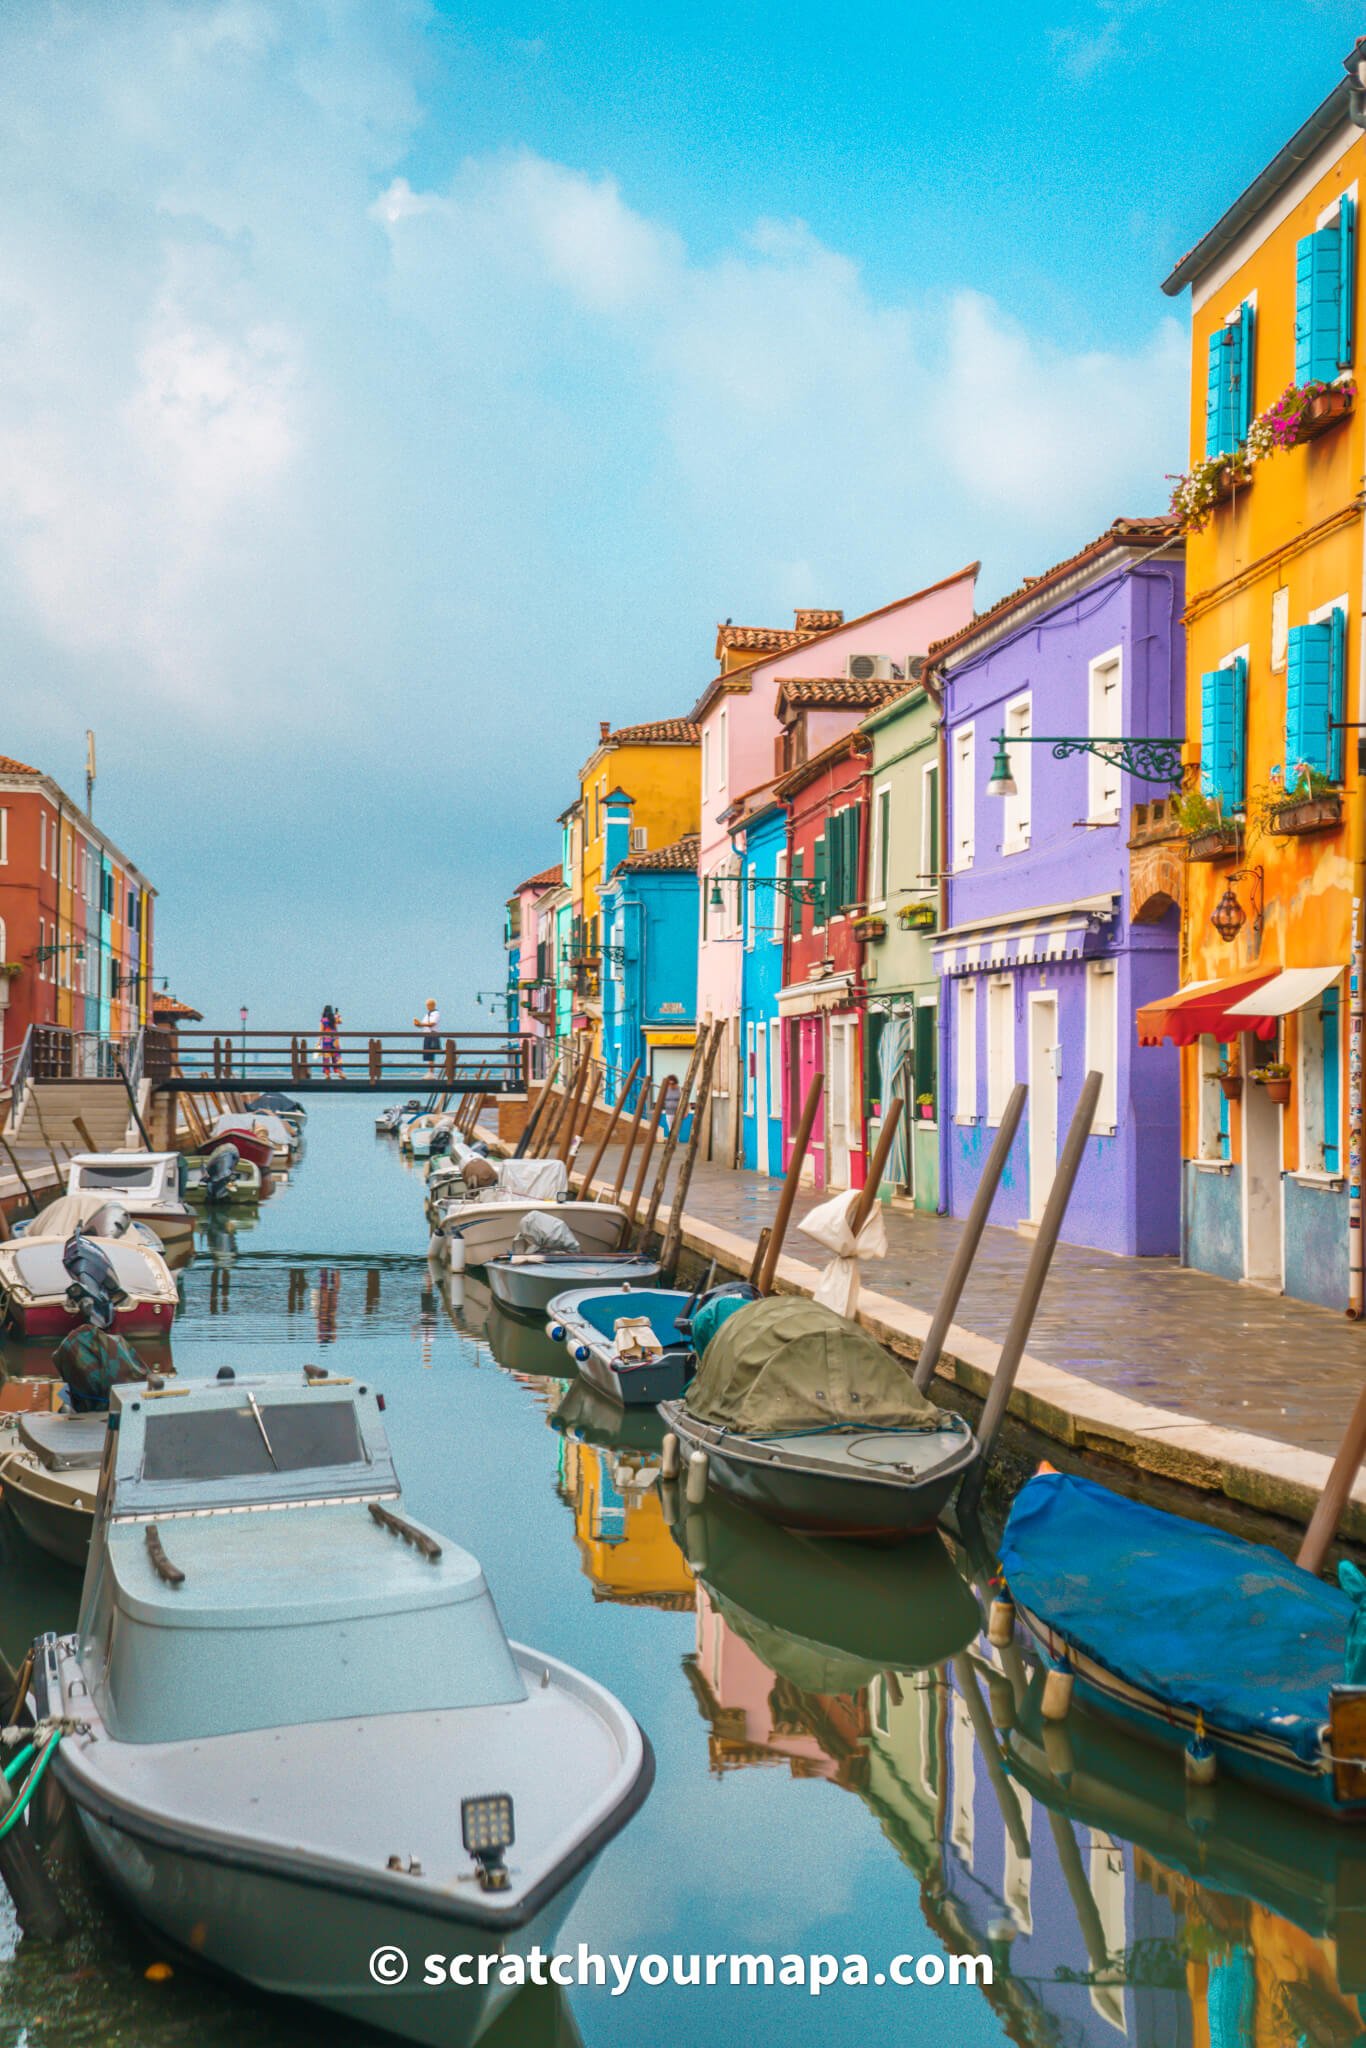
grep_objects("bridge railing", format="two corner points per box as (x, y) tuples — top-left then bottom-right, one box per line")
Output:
(162, 1029), (532, 1094)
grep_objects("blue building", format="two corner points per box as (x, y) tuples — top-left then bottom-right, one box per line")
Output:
(736, 797), (788, 1174)
(600, 828), (700, 1108)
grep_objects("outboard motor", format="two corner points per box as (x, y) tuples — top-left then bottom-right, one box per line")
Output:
(204, 1143), (240, 1203)
(429, 1125), (453, 1159)
(62, 1224), (130, 1331)
(677, 1279), (761, 1343)
(84, 1201), (134, 1240)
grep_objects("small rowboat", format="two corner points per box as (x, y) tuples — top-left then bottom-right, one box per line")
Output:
(201, 1124), (274, 1174)
(487, 1252), (660, 1321)
(0, 1409), (105, 1566)
(548, 1286), (698, 1407)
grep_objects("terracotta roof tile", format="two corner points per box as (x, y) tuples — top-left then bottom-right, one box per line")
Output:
(713, 624), (814, 656)
(927, 518), (1178, 670)
(518, 864), (562, 893)
(606, 716), (699, 745)
(153, 994), (203, 1021)
(617, 831), (700, 874)
(0, 753), (38, 775)
(793, 609), (844, 632)
(776, 675), (909, 716)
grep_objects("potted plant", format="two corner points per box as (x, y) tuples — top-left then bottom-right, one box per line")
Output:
(1264, 765), (1343, 837)
(1178, 787), (1242, 862)
(898, 902), (937, 931)
(1251, 1061), (1291, 1105)
(1217, 1063), (1242, 1102)
(916, 1092), (935, 1121)
(853, 913), (887, 942)
(1168, 449), (1251, 533)
(1247, 378), (1355, 453)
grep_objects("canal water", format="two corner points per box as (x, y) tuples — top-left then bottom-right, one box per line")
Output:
(2, 1097), (1364, 2046)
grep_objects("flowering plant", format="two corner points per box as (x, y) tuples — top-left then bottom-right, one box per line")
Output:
(1168, 451), (1250, 532)
(1169, 380), (1355, 532)
(1246, 379), (1355, 457)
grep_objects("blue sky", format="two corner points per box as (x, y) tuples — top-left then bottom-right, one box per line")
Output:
(1, 0), (1361, 1029)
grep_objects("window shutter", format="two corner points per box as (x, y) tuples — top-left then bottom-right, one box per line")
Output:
(1323, 984), (1342, 1173)
(1341, 194), (1356, 368)
(1200, 662), (1247, 810)
(813, 836), (827, 927)
(847, 804), (861, 910)
(1331, 605), (1347, 782)
(1296, 228), (1341, 384)
(791, 850), (804, 939)
(1206, 316), (1247, 456)
(828, 813), (843, 916)
(1237, 301), (1255, 441)
(1285, 622), (1334, 778)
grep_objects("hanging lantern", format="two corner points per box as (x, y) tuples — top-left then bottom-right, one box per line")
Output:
(1210, 883), (1246, 943)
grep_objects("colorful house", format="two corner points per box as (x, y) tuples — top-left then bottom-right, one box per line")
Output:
(574, 717), (700, 1061)
(859, 671), (943, 1210)
(934, 518), (1185, 1256)
(554, 798), (582, 1055)
(0, 752), (156, 1069)
(736, 797), (788, 1174)
(774, 730), (874, 1192)
(692, 571), (979, 1166)
(505, 864), (560, 1075)
(599, 832), (699, 1105)
(1151, 52), (1366, 1308)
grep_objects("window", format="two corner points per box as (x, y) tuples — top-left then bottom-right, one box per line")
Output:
(955, 980), (978, 1122)
(953, 726), (975, 871)
(1087, 648), (1123, 821)
(718, 708), (727, 791)
(914, 1001), (937, 1106)
(824, 804), (861, 918)
(772, 850), (786, 944)
(745, 1022), (756, 1114)
(921, 761), (939, 886)
(37, 917), (45, 978)
(1085, 962), (1119, 1132)
(1199, 656), (1248, 812)
(1271, 587), (1289, 674)
(39, 813), (46, 871)
(768, 1019), (782, 1121)
(1287, 600), (1348, 781)
(701, 728), (711, 798)
(1299, 979), (1343, 1176)
(872, 785), (891, 907)
(0, 808), (7, 864)
(986, 978), (1014, 1124)
(1002, 695), (1031, 852)
(1205, 300), (1255, 457)
(1296, 191), (1355, 384)
(1197, 1036), (1231, 1163)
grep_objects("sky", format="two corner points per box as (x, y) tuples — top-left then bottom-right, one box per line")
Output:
(1, 0), (1362, 1030)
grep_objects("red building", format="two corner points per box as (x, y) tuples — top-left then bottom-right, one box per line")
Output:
(0, 752), (156, 1077)
(775, 731), (872, 1191)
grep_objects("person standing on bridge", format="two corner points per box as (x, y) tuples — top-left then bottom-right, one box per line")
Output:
(414, 997), (441, 1077)
(317, 1004), (342, 1081)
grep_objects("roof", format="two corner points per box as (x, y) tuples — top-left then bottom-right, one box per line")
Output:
(516, 864), (562, 894)
(773, 730), (871, 801)
(153, 995), (202, 1021)
(693, 562), (980, 723)
(775, 675), (910, 717)
(0, 754), (38, 775)
(926, 518), (1178, 673)
(1162, 52), (1361, 295)
(615, 832), (700, 875)
(604, 717), (699, 746)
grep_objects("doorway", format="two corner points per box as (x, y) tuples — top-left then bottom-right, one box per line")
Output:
(1241, 1029), (1284, 1288)
(754, 1024), (770, 1176)
(1027, 993), (1059, 1223)
(828, 1017), (853, 1190)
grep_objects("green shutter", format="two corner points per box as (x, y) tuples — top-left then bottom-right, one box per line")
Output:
(791, 849), (804, 938)
(913, 1004), (936, 1102)
(847, 805), (862, 911)
(813, 836), (827, 928)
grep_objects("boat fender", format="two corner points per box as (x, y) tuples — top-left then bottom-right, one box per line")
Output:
(427, 1234), (443, 1260)
(573, 1345), (590, 1364)
(987, 1672), (1016, 1731)
(685, 1449), (709, 1506)
(549, 1324), (566, 1343)
(1041, 1662), (1073, 1722)
(1185, 1716), (1216, 1786)
(447, 1234), (467, 1274)
(660, 1432), (680, 1480)
(657, 1479), (678, 1525)
(987, 1597), (1015, 1649)
(1041, 1719), (1074, 1783)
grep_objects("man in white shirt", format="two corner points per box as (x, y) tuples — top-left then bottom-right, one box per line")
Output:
(414, 998), (441, 1075)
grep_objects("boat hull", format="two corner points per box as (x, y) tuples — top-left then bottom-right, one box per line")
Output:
(0, 1293), (173, 1340)
(658, 1401), (978, 1540)
(487, 1256), (660, 1319)
(0, 1453), (95, 1567)
(444, 1203), (627, 1269)
(202, 1128), (274, 1173)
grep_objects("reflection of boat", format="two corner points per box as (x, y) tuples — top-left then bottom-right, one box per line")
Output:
(63, 1153), (195, 1248)
(1001, 1468), (1366, 1816)
(488, 1252), (660, 1320)
(669, 1489), (981, 1692)
(33, 1371), (654, 2046)
(549, 1378), (669, 1458)
(0, 1410), (105, 1566)
(181, 1147), (263, 1205)
(484, 1301), (573, 1380)
(661, 1298), (976, 1540)
(555, 1434), (693, 1611)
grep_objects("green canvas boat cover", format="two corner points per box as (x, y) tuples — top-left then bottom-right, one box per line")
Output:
(684, 1296), (942, 1437)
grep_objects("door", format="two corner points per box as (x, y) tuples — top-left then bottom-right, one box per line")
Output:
(1241, 1029), (1284, 1288)
(1027, 994), (1059, 1223)
(797, 1017), (824, 1186)
(754, 1024), (770, 1176)
(828, 1017), (852, 1190)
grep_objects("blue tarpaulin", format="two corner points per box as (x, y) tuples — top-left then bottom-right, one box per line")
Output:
(999, 1470), (1353, 1766)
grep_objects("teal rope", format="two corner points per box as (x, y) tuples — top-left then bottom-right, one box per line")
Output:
(2, 1740), (35, 1784)
(0, 1730), (61, 1839)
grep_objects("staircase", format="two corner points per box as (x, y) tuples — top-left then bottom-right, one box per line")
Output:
(4, 1079), (138, 1166)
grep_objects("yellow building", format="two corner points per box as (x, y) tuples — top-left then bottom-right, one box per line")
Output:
(1152, 47), (1366, 1310)
(573, 716), (699, 1061)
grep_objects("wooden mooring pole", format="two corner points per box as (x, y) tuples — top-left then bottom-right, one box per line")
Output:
(913, 1083), (1027, 1392)
(756, 1071), (824, 1296)
(636, 1024), (711, 1251)
(660, 1027), (724, 1277)
(575, 1057), (640, 1199)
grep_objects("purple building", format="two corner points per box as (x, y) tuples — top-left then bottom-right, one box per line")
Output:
(932, 518), (1184, 1256)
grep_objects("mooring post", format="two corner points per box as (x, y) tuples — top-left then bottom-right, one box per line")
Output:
(756, 1071), (824, 1295)
(660, 1027), (724, 1276)
(576, 1056), (640, 1198)
(626, 1082), (669, 1227)
(957, 1070), (1102, 1513)
(914, 1082), (1028, 1391)
(612, 1074), (651, 1205)
(636, 1023), (711, 1250)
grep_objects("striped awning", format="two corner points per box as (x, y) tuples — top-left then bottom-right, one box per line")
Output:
(933, 896), (1118, 979)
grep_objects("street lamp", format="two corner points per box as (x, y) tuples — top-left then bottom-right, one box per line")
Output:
(240, 1005), (249, 1078)
(1211, 866), (1264, 946)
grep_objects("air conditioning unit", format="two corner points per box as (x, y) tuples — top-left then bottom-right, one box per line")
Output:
(847, 653), (895, 683)
(630, 826), (648, 851)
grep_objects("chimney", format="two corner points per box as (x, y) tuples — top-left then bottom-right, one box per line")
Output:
(600, 720), (611, 742)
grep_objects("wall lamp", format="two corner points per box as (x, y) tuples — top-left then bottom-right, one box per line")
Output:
(1210, 866), (1264, 947)
(986, 732), (1185, 799)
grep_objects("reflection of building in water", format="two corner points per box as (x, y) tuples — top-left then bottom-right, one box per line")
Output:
(365, 1266), (381, 1316)
(287, 1267), (307, 1315)
(312, 1268), (340, 1344)
(411, 1284), (436, 1369)
(684, 1587), (870, 1784)
(558, 1439), (692, 1611)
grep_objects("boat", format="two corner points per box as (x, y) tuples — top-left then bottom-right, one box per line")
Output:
(0, 1207), (179, 1339)
(210, 1109), (298, 1168)
(440, 1201), (631, 1274)
(180, 1145), (263, 1204)
(376, 1099), (421, 1135)
(63, 1151), (195, 1248)
(998, 1465), (1366, 1817)
(0, 1408), (105, 1566)
(245, 1092), (306, 1131)
(201, 1121), (275, 1175)
(659, 1295), (977, 1540)
(547, 1285), (708, 1407)
(14, 1192), (163, 1254)
(27, 1370), (653, 2044)
(488, 1253), (661, 1321)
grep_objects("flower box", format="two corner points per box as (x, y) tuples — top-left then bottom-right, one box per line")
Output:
(853, 915), (887, 942)
(1187, 823), (1243, 863)
(1294, 384), (1354, 444)
(1218, 1074), (1242, 1102)
(897, 904), (937, 932)
(918, 1102), (935, 1121)
(1269, 792), (1343, 836)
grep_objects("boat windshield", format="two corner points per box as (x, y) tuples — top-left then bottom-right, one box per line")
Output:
(141, 1400), (367, 1483)
(77, 1164), (158, 1190)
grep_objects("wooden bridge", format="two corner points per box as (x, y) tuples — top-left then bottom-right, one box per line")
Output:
(150, 1029), (530, 1094)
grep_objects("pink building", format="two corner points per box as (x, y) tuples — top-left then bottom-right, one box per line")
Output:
(691, 570), (979, 1164)
(506, 864), (561, 1072)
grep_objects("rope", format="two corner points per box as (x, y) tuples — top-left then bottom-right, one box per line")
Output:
(0, 1728), (62, 1840)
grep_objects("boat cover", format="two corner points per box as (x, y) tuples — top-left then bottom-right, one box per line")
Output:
(511, 1211), (581, 1255)
(26, 1195), (140, 1241)
(684, 1296), (941, 1438)
(498, 1158), (568, 1200)
(1000, 1470), (1356, 1765)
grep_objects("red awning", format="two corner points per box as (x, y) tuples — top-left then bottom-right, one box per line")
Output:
(1136, 971), (1279, 1048)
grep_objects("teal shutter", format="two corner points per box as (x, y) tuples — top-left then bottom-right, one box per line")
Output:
(1200, 662), (1247, 809)
(1206, 324), (1236, 456)
(1218, 1075), (1230, 1161)
(1296, 226), (1342, 383)
(813, 836), (827, 927)
(1341, 194), (1356, 366)
(1323, 983), (1342, 1174)
(1236, 300), (1255, 441)
(1331, 603), (1348, 782)
(1285, 621), (1335, 778)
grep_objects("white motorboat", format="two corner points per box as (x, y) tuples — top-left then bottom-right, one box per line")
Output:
(486, 1252), (661, 1320)
(443, 1203), (629, 1273)
(0, 1409), (105, 1566)
(28, 1371), (653, 2045)
(0, 1201), (179, 1340)
(65, 1152), (195, 1249)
